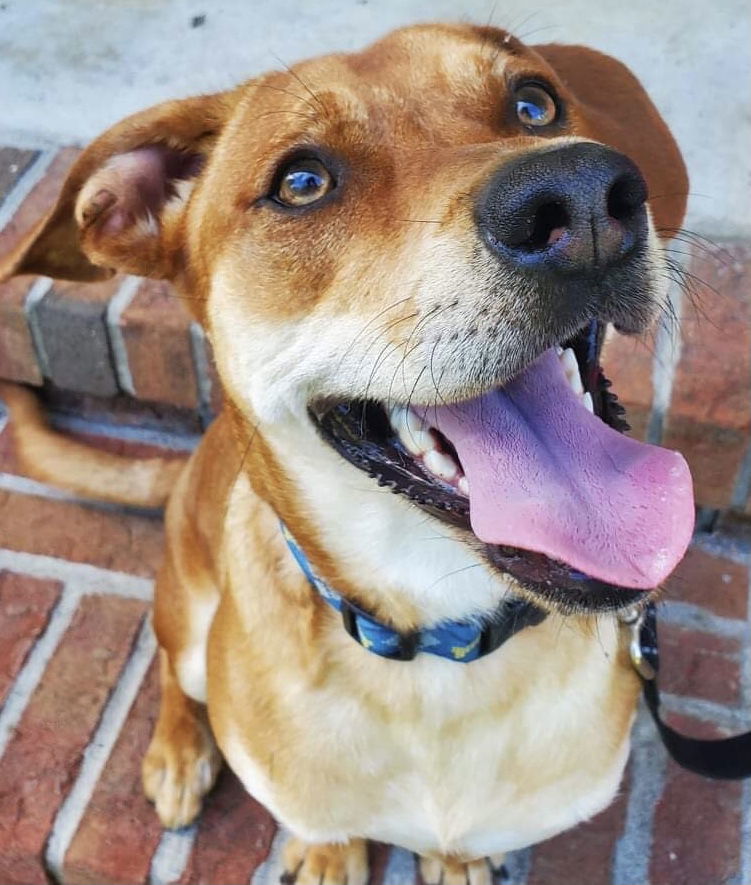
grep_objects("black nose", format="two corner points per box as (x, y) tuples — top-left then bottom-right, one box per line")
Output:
(477, 143), (648, 274)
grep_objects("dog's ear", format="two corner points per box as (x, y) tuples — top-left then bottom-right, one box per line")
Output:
(533, 45), (688, 236)
(0, 90), (238, 283)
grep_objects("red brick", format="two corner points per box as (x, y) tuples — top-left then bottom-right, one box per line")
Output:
(650, 714), (744, 885)
(527, 770), (629, 885)
(0, 570), (61, 705)
(0, 276), (43, 384)
(663, 242), (751, 508)
(0, 147), (83, 389)
(34, 276), (123, 397)
(62, 659), (163, 885)
(0, 594), (147, 885)
(601, 329), (654, 440)
(179, 769), (277, 885)
(657, 623), (742, 706)
(0, 489), (164, 578)
(664, 545), (748, 620)
(120, 279), (199, 409)
(0, 147), (80, 258)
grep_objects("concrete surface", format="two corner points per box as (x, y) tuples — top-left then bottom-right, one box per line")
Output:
(0, 0), (748, 236)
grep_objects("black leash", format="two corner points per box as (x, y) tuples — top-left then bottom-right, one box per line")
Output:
(623, 603), (751, 780)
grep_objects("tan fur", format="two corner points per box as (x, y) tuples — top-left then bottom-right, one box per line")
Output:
(0, 382), (185, 508)
(0, 22), (686, 872)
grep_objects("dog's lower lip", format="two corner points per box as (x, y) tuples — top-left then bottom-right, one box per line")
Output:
(309, 320), (663, 612)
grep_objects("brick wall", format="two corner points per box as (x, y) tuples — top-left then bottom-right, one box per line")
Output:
(1, 146), (750, 512)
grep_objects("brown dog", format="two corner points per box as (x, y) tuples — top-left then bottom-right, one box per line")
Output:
(1, 22), (694, 884)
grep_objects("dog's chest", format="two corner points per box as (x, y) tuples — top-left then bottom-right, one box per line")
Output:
(215, 617), (634, 858)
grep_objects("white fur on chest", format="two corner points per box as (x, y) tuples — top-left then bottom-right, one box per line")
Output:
(219, 599), (631, 857)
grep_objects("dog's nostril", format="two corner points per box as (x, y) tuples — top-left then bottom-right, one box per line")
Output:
(517, 201), (570, 252)
(607, 173), (647, 223)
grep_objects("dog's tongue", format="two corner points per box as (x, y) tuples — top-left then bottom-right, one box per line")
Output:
(425, 349), (694, 589)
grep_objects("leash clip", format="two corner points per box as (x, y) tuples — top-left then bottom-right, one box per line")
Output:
(620, 605), (656, 681)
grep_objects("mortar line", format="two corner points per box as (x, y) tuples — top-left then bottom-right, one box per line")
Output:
(0, 470), (164, 518)
(49, 411), (200, 451)
(612, 708), (668, 885)
(383, 846), (417, 885)
(503, 846), (531, 885)
(660, 692), (750, 730)
(0, 584), (82, 758)
(189, 322), (216, 429)
(250, 825), (289, 885)
(658, 599), (747, 639)
(23, 276), (54, 377)
(645, 274), (685, 445)
(0, 148), (57, 229)
(149, 825), (199, 885)
(45, 617), (157, 881)
(730, 435), (751, 511)
(105, 275), (142, 395)
(0, 548), (153, 600)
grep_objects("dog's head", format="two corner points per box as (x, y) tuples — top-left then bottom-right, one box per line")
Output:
(2, 23), (694, 614)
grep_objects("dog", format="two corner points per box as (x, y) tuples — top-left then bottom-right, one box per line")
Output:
(1, 22), (694, 884)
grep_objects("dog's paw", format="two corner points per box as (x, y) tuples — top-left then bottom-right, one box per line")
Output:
(419, 855), (497, 885)
(142, 726), (222, 829)
(280, 837), (368, 885)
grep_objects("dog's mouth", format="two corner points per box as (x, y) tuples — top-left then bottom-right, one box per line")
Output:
(310, 320), (694, 613)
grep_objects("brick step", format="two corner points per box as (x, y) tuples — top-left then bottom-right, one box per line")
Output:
(0, 407), (750, 884)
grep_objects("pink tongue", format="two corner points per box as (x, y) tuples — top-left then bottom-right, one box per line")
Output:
(425, 349), (694, 589)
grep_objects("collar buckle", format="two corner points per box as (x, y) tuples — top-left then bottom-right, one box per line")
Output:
(340, 599), (418, 661)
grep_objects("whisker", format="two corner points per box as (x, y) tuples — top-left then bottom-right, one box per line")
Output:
(269, 54), (329, 117)
(256, 82), (320, 115)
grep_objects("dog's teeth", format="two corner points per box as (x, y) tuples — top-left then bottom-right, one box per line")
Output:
(424, 449), (458, 482)
(390, 406), (433, 454)
(559, 347), (583, 395)
(581, 392), (594, 414)
(457, 475), (470, 496)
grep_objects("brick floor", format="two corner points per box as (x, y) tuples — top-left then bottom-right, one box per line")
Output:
(0, 401), (749, 884)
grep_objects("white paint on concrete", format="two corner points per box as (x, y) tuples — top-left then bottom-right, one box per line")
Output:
(0, 0), (747, 236)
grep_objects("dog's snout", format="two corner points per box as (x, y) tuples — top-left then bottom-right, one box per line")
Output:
(477, 143), (648, 274)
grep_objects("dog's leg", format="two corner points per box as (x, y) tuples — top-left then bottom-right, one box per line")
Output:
(142, 648), (222, 828)
(281, 837), (369, 885)
(419, 855), (497, 885)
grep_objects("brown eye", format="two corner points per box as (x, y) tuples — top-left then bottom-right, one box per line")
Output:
(275, 158), (334, 207)
(513, 83), (558, 127)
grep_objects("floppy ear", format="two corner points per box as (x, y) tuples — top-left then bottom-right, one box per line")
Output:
(0, 89), (238, 283)
(533, 45), (688, 236)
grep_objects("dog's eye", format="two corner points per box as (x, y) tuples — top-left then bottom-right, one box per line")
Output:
(274, 159), (334, 207)
(514, 84), (558, 127)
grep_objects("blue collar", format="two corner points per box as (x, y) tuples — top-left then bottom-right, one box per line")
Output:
(280, 522), (546, 663)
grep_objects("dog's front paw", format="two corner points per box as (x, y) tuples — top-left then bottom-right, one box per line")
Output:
(419, 855), (498, 885)
(142, 725), (222, 829)
(281, 837), (368, 885)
